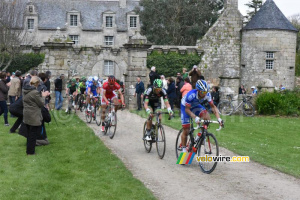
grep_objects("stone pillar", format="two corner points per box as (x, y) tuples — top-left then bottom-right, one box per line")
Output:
(123, 32), (152, 110)
(219, 68), (240, 107)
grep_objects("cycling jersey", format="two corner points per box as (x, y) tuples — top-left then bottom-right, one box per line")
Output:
(67, 83), (78, 95)
(88, 82), (100, 97)
(180, 89), (213, 127)
(78, 82), (87, 94)
(144, 87), (168, 111)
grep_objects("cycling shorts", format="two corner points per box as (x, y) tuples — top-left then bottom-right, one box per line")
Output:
(101, 93), (117, 105)
(181, 104), (207, 127)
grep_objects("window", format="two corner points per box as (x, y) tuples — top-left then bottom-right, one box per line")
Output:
(266, 60), (274, 70)
(266, 52), (274, 59)
(104, 36), (114, 45)
(27, 19), (34, 30)
(70, 15), (78, 26)
(106, 16), (113, 27)
(266, 52), (274, 70)
(130, 16), (137, 28)
(69, 35), (79, 44)
(104, 60), (114, 75)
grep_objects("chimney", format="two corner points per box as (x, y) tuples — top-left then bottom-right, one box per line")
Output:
(119, 0), (126, 8)
(225, 0), (238, 9)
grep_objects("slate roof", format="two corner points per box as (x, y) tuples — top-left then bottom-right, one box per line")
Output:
(31, 0), (140, 31)
(243, 0), (298, 32)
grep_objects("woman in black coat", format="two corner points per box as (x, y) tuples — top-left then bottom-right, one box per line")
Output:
(166, 78), (176, 110)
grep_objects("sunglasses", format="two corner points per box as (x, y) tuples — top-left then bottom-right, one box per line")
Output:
(199, 91), (207, 95)
(154, 88), (162, 93)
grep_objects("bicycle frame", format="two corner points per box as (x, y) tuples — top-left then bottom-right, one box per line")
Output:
(227, 95), (252, 114)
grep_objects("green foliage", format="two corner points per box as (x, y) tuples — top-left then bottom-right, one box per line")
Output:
(244, 0), (263, 22)
(256, 90), (300, 116)
(296, 52), (300, 76)
(137, 0), (224, 45)
(147, 51), (201, 77)
(0, 53), (45, 74)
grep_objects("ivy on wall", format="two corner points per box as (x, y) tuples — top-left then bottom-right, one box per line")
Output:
(147, 51), (201, 77)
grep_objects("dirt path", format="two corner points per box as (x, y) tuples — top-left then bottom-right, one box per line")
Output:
(78, 110), (300, 200)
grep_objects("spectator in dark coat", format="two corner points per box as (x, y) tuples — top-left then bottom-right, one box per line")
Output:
(23, 76), (49, 155)
(175, 76), (184, 109)
(0, 72), (9, 126)
(45, 71), (51, 92)
(166, 78), (176, 110)
(149, 66), (160, 86)
(134, 77), (144, 111)
(211, 86), (220, 106)
(9, 96), (23, 133)
(189, 65), (204, 89)
(239, 84), (246, 95)
(54, 74), (64, 110)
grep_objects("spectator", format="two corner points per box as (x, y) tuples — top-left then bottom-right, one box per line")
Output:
(9, 96), (23, 133)
(251, 86), (258, 96)
(182, 68), (189, 79)
(211, 86), (220, 106)
(160, 75), (168, 109)
(239, 84), (246, 94)
(149, 66), (160, 86)
(54, 74), (64, 110)
(23, 70), (38, 87)
(8, 71), (21, 108)
(176, 76), (184, 109)
(6, 72), (11, 83)
(189, 65), (204, 89)
(279, 84), (286, 91)
(23, 76), (49, 155)
(45, 71), (51, 92)
(166, 78), (176, 111)
(134, 77), (144, 111)
(0, 72), (9, 126)
(180, 77), (192, 98)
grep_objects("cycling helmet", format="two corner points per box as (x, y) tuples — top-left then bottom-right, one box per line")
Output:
(153, 79), (163, 88)
(88, 76), (93, 82)
(81, 76), (86, 81)
(71, 78), (76, 84)
(93, 76), (98, 82)
(108, 76), (116, 84)
(196, 80), (208, 92)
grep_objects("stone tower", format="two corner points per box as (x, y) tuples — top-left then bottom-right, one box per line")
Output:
(241, 0), (298, 91)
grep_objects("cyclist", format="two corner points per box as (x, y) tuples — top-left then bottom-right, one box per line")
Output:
(86, 77), (101, 111)
(65, 78), (78, 113)
(76, 77), (87, 108)
(101, 76), (125, 132)
(180, 80), (223, 152)
(144, 79), (173, 141)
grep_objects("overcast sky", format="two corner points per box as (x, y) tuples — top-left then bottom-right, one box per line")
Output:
(238, 0), (300, 18)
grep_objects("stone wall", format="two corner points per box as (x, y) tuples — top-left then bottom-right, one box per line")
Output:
(196, 0), (243, 99)
(241, 30), (297, 91)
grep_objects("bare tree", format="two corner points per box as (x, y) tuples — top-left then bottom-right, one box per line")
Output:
(0, 0), (34, 71)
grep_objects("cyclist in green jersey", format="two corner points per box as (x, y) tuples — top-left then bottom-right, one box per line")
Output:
(65, 78), (78, 112)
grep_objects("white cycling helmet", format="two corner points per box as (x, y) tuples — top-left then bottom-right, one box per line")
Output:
(88, 76), (93, 82)
(93, 76), (98, 82)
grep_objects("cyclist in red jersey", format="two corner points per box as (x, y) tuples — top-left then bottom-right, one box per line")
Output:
(101, 76), (125, 131)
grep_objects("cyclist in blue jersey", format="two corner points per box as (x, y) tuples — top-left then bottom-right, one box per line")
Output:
(180, 80), (223, 152)
(86, 77), (101, 111)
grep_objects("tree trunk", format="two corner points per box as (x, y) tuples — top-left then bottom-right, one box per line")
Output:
(0, 54), (4, 69)
(2, 57), (12, 71)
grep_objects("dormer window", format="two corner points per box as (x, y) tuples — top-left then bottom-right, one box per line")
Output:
(70, 15), (78, 26)
(29, 6), (33, 13)
(106, 16), (113, 27)
(130, 16), (137, 28)
(27, 19), (34, 30)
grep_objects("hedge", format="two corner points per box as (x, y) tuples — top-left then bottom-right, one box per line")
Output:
(147, 51), (201, 77)
(0, 53), (45, 74)
(256, 89), (300, 116)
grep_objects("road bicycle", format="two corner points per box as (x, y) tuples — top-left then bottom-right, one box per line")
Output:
(217, 94), (255, 117)
(100, 100), (123, 139)
(77, 93), (86, 112)
(143, 111), (172, 159)
(85, 96), (100, 124)
(67, 94), (76, 114)
(175, 118), (223, 174)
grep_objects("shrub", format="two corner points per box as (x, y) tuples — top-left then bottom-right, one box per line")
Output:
(0, 53), (45, 74)
(296, 51), (300, 77)
(147, 51), (201, 77)
(256, 90), (300, 116)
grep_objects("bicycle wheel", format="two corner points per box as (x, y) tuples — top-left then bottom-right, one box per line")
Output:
(108, 112), (117, 139)
(156, 125), (166, 159)
(95, 106), (102, 126)
(197, 133), (219, 174)
(85, 110), (92, 123)
(242, 102), (255, 117)
(143, 121), (152, 153)
(175, 129), (193, 159)
(218, 100), (233, 116)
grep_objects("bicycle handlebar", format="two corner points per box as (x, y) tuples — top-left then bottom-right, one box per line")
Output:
(193, 120), (223, 132)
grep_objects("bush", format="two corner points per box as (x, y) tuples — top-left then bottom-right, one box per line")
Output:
(256, 90), (300, 116)
(296, 51), (300, 77)
(0, 53), (45, 74)
(147, 51), (201, 77)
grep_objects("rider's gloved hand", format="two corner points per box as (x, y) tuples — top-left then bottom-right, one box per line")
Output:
(90, 94), (93, 98)
(167, 107), (173, 115)
(146, 108), (152, 115)
(122, 104), (126, 108)
(218, 118), (224, 127)
(195, 116), (201, 124)
(106, 101), (109, 105)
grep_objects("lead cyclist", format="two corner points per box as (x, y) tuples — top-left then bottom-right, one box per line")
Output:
(180, 80), (224, 152)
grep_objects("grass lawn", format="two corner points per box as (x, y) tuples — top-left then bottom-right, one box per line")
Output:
(131, 109), (300, 178)
(0, 111), (156, 200)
